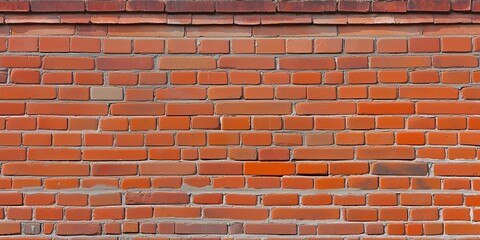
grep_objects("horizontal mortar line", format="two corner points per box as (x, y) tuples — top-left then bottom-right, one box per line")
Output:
(4, 187), (479, 194)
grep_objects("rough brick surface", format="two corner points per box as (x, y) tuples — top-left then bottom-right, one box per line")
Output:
(1, 0), (480, 238)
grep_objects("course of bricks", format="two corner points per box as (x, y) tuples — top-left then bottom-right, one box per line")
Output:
(3, 0), (480, 238)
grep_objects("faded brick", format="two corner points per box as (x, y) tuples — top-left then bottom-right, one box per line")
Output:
(90, 87), (124, 101)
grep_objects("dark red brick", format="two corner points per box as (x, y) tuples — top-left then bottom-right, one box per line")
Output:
(126, 0), (165, 11)
(166, 0), (214, 12)
(31, 1), (85, 12)
(0, 1), (30, 11)
(452, 0), (472, 11)
(407, 0), (450, 12)
(279, 0), (336, 12)
(86, 0), (126, 11)
(216, 0), (276, 12)
(372, 1), (407, 12)
(338, 0), (370, 12)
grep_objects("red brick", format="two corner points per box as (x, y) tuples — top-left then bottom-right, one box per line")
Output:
(166, 0), (213, 12)
(0, 86), (56, 100)
(10, 70), (40, 84)
(216, 102), (291, 115)
(244, 223), (297, 235)
(219, 56), (275, 70)
(442, 37), (472, 52)
(30, 1), (83, 12)
(318, 223), (364, 235)
(43, 56), (94, 70)
(408, 0), (450, 11)
(280, 1), (335, 12)
(280, 57), (335, 70)
(26, 103), (107, 116)
(216, 0), (275, 12)
(338, 1), (370, 12)
(87, 0), (125, 11)
(56, 223), (101, 236)
(244, 162), (294, 176)
(39, 37), (69, 52)
(372, 1), (407, 12)
(134, 39), (164, 53)
(345, 38), (374, 53)
(126, 0), (165, 11)
(433, 55), (479, 68)
(0, 223), (21, 235)
(199, 39), (229, 53)
(0, 56), (41, 68)
(272, 208), (340, 220)
(98, 56), (153, 70)
(0, 1), (29, 12)
(377, 38), (407, 53)
(204, 207), (268, 220)
(8, 37), (38, 52)
(3, 162), (89, 176)
(175, 223), (227, 234)
(371, 56), (431, 68)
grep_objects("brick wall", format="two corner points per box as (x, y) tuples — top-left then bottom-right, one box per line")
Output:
(1, 0), (480, 238)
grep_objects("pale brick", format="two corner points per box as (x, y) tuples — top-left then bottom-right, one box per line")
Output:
(90, 87), (123, 101)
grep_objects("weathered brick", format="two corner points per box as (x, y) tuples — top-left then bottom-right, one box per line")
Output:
(125, 192), (189, 205)
(90, 87), (124, 101)
(56, 223), (101, 236)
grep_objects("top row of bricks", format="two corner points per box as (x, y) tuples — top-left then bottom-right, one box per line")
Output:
(0, 0), (477, 14)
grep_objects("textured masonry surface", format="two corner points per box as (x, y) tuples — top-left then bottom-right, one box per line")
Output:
(3, 0), (480, 239)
